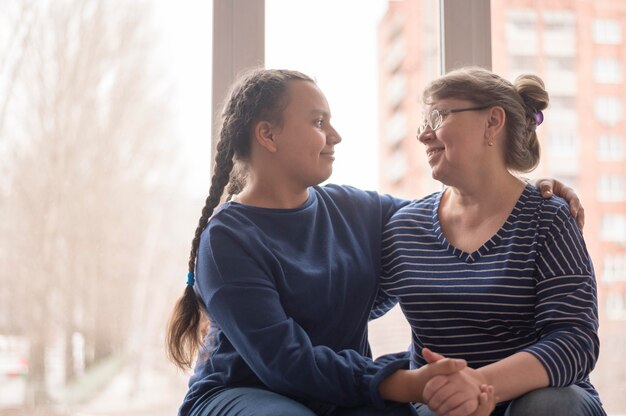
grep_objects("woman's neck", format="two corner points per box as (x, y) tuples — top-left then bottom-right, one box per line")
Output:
(442, 172), (525, 219)
(438, 174), (526, 253)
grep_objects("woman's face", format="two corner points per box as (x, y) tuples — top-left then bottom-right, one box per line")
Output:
(271, 81), (342, 187)
(417, 98), (490, 185)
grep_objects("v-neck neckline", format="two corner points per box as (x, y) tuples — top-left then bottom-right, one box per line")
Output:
(431, 184), (531, 263)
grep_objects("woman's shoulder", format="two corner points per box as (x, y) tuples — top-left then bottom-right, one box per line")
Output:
(399, 191), (440, 213)
(523, 184), (571, 218)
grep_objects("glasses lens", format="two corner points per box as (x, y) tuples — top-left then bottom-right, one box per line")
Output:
(417, 121), (426, 136)
(429, 109), (442, 131)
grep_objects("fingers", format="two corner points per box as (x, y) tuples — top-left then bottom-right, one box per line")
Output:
(427, 357), (467, 378)
(443, 398), (480, 416)
(435, 391), (479, 416)
(576, 206), (585, 231)
(423, 375), (448, 403)
(470, 385), (495, 416)
(536, 179), (554, 198)
(535, 178), (585, 231)
(423, 347), (445, 363)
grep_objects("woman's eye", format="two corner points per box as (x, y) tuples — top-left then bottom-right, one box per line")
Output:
(314, 119), (324, 127)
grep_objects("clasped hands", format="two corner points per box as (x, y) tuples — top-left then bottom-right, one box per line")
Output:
(422, 348), (494, 416)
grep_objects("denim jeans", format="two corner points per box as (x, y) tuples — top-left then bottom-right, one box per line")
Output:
(503, 385), (606, 416)
(191, 387), (419, 416)
(413, 385), (605, 416)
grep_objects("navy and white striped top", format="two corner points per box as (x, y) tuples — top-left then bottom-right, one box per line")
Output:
(380, 184), (603, 412)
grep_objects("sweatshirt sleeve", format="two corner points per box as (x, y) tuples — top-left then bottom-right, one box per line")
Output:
(522, 204), (600, 386)
(196, 223), (409, 409)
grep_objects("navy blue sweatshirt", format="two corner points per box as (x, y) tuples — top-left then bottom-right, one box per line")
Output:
(179, 185), (409, 416)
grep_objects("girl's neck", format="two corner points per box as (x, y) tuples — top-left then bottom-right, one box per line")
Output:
(234, 180), (310, 209)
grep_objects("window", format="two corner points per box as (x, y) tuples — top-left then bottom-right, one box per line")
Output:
(593, 19), (622, 45)
(598, 175), (625, 201)
(545, 56), (576, 72)
(594, 58), (623, 84)
(386, 111), (407, 145)
(510, 55), (538, 73)
(601, 214), (626, 242)
(542, 10), (576, 57)
(386, 73), (407, 108)
(506, 9), (538, 55)
(548, 130), (579, 157)
(597, 134), (625, 161)
(603, 254), (626, 283)
(606, 291), (626, 320)
(594, 96), (624, 125)
(550, 95), (576, 110)
(386, 149), (408, 183)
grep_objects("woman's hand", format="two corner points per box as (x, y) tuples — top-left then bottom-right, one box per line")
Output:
(533, 178), (584, 230)
(470, 385), (495, 416)
(422, 348), (489, 416)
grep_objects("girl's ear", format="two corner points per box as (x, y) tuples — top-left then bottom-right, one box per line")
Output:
(253, 120), (278, 153)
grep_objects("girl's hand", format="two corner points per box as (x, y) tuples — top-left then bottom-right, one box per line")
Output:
(533, 178), (584, 230)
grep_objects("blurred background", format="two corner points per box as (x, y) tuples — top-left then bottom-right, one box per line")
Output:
(0, 0), (624, 415)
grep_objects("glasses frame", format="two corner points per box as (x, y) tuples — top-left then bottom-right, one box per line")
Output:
(416, 105), (491, 137)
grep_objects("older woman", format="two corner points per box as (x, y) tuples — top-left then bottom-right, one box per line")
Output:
(380, 67), (605, 416)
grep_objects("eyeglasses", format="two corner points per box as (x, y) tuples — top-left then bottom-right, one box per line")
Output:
(416, 106), (490, 137)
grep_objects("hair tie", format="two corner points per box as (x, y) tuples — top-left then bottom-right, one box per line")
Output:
(528, 109), (544, 131)
(186, 271), (195, 286)
(535, 110), (544, 126)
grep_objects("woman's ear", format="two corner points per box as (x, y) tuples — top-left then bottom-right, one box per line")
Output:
(254, 120), (278, 153)
(485, 106), (506, 140)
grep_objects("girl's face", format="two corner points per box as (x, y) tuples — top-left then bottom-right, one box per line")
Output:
(417, 98), (489, 185)
(271, 81), (342, 187)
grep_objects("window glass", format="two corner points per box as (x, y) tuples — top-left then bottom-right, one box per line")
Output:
(593, 19), (623, 44)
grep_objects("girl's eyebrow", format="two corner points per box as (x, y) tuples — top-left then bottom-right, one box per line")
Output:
(310, 109), (330, 117)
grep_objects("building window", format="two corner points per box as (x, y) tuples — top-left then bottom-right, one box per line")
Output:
(606, 291), (626, 320)
(597, 134), (625, 160)
(603, 254), (626, 283)
(506, 9), (538, 56)
(594, 57), (623, 84)
(601, 214), (626, 243)
(385, 36), (405, 72)
(387, 149), (408, 183)
(386, 73), (407, 108)
(594, 96), (624, 125)
(386, 111), (407, 145)
(593, 19), (622, 45)
(510, 55), (539, 73)
(550, 95), (576, 110)
(545, 56), (576, 72)
(542, 10), (576, 57)
(548, 130), (579, 157)
(598, 175), (625, 201)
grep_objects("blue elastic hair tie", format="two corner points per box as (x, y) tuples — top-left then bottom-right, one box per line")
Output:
(186, 271), (195, 286)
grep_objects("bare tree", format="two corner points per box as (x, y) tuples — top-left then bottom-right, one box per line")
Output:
(1, 0), (185, 407)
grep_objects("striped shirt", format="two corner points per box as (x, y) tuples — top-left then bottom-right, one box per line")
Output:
(380, 184), (603, 413)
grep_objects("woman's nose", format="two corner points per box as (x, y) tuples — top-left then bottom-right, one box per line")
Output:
(417, 129), (433, 143)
